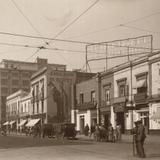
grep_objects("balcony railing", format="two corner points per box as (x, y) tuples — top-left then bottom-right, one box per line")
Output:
(77, 101), (96, 110)
(148, 94), (160, 102)
(114, 96), (126, 104)
(134, 92), (147, 103)
(101, 100), (111, 108)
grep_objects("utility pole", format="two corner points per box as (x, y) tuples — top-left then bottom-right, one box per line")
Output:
(97, 72), (101, 125)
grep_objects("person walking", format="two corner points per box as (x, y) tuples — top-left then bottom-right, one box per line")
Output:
(136, 120), (146, 158)
(95, 124), (100, 142)
(132, 121), (139, 156)
(116, 124), (122, 141)
(90, 125), (95, 138)
(108, 123), (114, 142)
(84, 124), (89, 136)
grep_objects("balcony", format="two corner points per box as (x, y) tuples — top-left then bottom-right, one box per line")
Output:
(101, 100), (111, 108)
(148, 94), (160, 102)
(134, 92), (148, 103)
(77, 101), (96, 110)
(114, 96), (126, 104)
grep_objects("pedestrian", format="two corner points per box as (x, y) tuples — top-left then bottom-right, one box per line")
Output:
(136, 120), (146, 158)
(132, 121), (139, 156)
(84, 124), (89, 136)
(108, 123), (114, 142)
(116, 124), (122, 140)
(90, 124), (95, 138)
(95, 124), (100, 142)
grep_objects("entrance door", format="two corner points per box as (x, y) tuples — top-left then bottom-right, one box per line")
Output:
(104, 114), (110, 129)
(116, 112), (125, 133)
(80, 116), (84, 134)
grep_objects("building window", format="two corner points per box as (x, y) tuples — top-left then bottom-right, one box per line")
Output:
(1, 79), (8, 85)
(105, 89), (110, 103)
(22, 80), (30, 86)
(33, 104), (35, 114)
(1, 87), (8, 94)
(12, 79), (19, 85)
(12, 88), (18, 93)
(118, 85), (125, 97)
(80, 93), (84, 104)
(12, 72), (19, 77)
(22, 72), (30, 77)
(137, 86), (147, 94)
(36, 84), (39, 99)
(21, 104), (23, 113)
(24, 103), (27, 113)
(1, 71), (8, 77)
(91, 91), (96, 102)
(37, 102), (39, 113)
(42, 101), (44, 113)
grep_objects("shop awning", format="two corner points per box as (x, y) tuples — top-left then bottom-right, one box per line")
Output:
(3, 121), (9, 125)
(135, 79), (147, 88)
(18, 120), (27, 127)
(10, 121), (16, 125)
(25, 119), (40, 127)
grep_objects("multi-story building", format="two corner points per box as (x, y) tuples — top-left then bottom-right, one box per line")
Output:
(113, 62), (130, 133)
(76, 76), (98, 133)
(0, 58), (66, 124)
(74, 52), (160, 134)
(113, 55), (149, 133)
(19, 92), (32, 130)
(6, 90), (29, 131)
(100, 68), (114, 128)
(148, 53), (160, 133)
(30, 66), (95, 125)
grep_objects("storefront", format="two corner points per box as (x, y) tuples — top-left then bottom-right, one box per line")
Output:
(113, 102), (125, 133)
(100, 106), (111, 128)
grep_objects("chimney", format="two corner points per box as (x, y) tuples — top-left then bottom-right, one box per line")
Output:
(36, 57), (48, 69)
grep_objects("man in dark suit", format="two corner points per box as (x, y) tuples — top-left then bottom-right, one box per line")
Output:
(136, 120), (146, 158)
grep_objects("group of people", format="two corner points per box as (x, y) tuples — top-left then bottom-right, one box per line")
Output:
(133, 120), (146, 158)
(84, 123), (122, 142)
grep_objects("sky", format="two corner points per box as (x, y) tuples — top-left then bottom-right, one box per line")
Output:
(0, 0), (160, 72)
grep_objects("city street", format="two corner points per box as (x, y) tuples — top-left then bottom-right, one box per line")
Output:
(0, 134), (159, 160)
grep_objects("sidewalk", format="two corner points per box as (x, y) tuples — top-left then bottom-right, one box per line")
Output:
(76, 134), (160, 144)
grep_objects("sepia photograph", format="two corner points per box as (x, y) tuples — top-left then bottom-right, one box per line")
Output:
(0, 0), (160, 159)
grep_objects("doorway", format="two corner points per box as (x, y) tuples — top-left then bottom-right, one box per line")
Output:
(80, 115), (84, 134)
(104, 114), (110, 128)
(116, 112), (125, 133)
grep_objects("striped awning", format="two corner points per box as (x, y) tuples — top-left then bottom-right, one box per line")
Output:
(3, 121), (9, 125)
(25, 119), (40, 127)
(18, 120), (27, 126)
(10, 121), (16, 125)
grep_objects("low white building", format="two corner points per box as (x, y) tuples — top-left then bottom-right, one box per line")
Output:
(76, 77), (98, 133)
(19, 92), (32, 130)
(5, 90), (29, 131)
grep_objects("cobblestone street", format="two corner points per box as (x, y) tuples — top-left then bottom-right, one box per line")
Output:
(0, 134), (159, 160)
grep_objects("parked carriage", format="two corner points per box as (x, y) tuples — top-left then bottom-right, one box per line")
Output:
(42, 122), (76, 139)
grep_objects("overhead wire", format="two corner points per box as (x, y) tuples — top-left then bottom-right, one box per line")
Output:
(0, 41), (154, 59)
(11, 0), (44, 38)
(67, 10), (160, 39)
(120, 25), (160, 35)
(26, 0), (100, 61)
(0, 31), (160, 51)
(11, 0), (49, 62)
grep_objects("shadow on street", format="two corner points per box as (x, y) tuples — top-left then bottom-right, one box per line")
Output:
(0, 135), (93, 149)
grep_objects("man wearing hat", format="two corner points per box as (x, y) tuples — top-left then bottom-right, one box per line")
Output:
(132, 120), (139, 156)
(136, 120), (146, 158)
